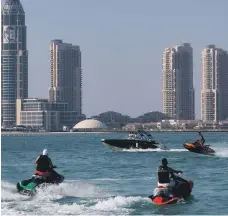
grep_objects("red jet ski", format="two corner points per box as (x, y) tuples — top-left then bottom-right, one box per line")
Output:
(184, 142), (215, 155)
(148, 175), (194, 205)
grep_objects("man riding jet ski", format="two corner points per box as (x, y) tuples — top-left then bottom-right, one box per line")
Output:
(184, 132), (215, 154)
(193, 132), (205, 146)
(148, 158), (193, 205)
(17, 149), (64, 196)
(34, 149), (62, 181)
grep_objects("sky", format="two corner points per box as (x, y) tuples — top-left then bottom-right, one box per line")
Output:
(3, 0), (228, 118)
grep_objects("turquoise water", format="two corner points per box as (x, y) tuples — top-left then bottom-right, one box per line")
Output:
(1, 132), (228, 215)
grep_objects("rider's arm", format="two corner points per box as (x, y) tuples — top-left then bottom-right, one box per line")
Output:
(35, 156), (40, 164)
(48, 157), (54, 168)
(168, 167), (182, 174)
(201, 135), (205, 144)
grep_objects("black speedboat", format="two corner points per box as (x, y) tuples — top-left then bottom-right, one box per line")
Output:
(101, 130), (167, 150)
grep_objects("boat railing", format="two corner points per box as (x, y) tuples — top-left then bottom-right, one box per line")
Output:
(128, 131), (155, 141)
(139, 131), (155, 141)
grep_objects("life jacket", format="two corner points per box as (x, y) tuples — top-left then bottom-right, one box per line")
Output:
(34, 170), (49, 177)
(36, 155), (51, 172)
(157, 165), (170, 184)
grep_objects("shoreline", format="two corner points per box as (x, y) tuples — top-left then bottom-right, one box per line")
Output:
(1, 129), (228, 135)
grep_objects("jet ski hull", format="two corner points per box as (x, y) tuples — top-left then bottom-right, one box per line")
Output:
(149, 194), (181, 205)
(101, 139), (159, 150)
(149, 179), (193, 205)
(17, 172), (64, 196)
(16, 181), (37, 196)
(184, 143), (215, 155)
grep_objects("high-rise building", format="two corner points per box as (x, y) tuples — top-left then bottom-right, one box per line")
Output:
(48, 40), (82, 114)
(1, 0), (28, 127)
(162, 43), (195, 120)
(201, 45), (228, 122)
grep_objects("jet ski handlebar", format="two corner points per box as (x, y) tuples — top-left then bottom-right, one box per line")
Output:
(177, 172), (183, 177)
(171, 172), (183, 179)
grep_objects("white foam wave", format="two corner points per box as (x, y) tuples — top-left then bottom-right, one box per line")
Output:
(40, 180), (110, 198)
(122, 148), (187, 152)
(92, 196), (149, 213)
(1, 181), (147, 215)
(89, 176), (155, 181)
(1, 181), (31, 202)
(214, 148), (228, 158)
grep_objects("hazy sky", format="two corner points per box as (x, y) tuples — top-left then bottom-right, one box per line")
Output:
(8, 0), (228, 118)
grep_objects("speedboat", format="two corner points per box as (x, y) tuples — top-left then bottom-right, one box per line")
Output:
(101, 130), (168, 150)
(148, 174), (194, 205)
(16, 169), (64, 196)
(184, 141), (215, 155)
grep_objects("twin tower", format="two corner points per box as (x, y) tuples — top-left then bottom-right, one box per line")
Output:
(162, 43), (228, 122)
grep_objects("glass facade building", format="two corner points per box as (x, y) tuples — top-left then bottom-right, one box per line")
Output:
(17, 98), (85, 131)
(1, 0), (28, 127)
(49, 40), (82, 113)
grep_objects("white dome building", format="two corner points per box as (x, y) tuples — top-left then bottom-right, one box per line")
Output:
(73, 119), (108, 131)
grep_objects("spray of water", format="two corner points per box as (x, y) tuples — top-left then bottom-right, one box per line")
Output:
(1, 180), (150, 215)
(122, 148), (187, 152)
(214, 148), (228, 158)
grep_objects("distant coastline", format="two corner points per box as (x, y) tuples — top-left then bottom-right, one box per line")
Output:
(1, 129), (228, 136)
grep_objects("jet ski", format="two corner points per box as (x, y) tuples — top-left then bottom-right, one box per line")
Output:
(148, 175), (194, 205)
(184, 141), (215, 155)
(16, 169), (64, 196)
(101, 130), (168, 151)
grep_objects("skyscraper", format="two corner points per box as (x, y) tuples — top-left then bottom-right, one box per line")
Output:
(201, 45), (228, 122)
(48, 40), (82, 114)
(1, 0), (28, 127)
(162, 43), (195, 120)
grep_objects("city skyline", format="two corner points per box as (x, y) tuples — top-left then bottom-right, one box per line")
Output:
(1, 0), (228, 119)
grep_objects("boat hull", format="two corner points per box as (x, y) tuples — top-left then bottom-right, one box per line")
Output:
(101, 139), (159, 149)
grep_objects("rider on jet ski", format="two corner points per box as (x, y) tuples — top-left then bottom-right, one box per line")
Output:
(193, 132), (205, 147)
(157, 158), (183, 189)
(34, 149), (58, 180)
(198, 132), (205, 146)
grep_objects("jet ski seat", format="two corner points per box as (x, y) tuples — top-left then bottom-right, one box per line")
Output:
(21, 178), (34, 187)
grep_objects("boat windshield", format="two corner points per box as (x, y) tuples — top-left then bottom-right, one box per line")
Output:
(128, 133), (136, 139)
(128, 131), (155, 141)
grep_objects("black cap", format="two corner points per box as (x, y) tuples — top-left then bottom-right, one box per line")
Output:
(162, 158), (168, 166)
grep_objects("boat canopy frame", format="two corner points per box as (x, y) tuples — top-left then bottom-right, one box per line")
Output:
(128, 130), (155, 141)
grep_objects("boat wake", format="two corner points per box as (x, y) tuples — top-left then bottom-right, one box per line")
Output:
(122, 148), (187, 152)
(214, 148), (228, 158)
(1, 180), (150, 215)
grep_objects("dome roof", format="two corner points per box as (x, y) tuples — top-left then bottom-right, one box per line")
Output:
(73, 119), (107, 129)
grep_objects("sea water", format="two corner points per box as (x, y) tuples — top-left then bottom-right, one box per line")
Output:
(1, 132), (228, 215)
